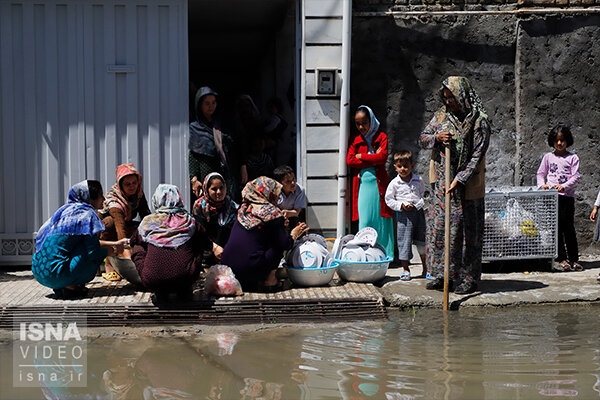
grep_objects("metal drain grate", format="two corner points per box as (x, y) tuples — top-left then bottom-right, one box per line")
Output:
(0, 271), (387, 327)
(0, 298), (386, 327)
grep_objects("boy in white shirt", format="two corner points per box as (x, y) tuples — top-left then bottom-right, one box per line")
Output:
(274, 165), (306, 228)
(385, 150), (427, 281)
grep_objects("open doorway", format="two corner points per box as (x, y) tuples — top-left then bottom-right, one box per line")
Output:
(188, 0), (298, 175)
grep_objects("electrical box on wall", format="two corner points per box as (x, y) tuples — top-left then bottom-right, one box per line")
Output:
(316, 69), (336, 95)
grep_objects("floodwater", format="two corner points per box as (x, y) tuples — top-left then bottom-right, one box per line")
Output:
(2, 305), (600, 399)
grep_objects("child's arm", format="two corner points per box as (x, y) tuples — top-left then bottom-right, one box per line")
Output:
(559, 155), (580, 193)
(414, 179), (426, 210)
(282, 208), (301, 218)
(536, 153), (549, 188)
(592, 190), (600, 221)
(384, 178), (404, 211)
(358, 135), (389, 166)
(347, 139), (371, 169)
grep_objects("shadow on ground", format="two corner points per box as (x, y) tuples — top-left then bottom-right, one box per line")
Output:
(450, 279), (548, 309)
(0, 271), (35, 282)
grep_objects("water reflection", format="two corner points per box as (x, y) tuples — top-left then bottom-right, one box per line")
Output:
(3, 306), (600, 399)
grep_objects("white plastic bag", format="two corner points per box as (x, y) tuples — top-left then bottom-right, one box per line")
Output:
(205, 265), (243, 296)
(503, 198), (539, 239)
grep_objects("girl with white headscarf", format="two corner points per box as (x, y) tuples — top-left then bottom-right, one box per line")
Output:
(346, 105), (394, 256)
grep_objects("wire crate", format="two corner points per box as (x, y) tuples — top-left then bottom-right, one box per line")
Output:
(482, 186), (558, 261)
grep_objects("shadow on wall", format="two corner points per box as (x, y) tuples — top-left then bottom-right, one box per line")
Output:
(350, 14), (516, 179)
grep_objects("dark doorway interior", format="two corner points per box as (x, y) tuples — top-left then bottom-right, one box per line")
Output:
(188, 0), (296, 123)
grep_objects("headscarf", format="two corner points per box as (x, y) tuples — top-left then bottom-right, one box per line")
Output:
(137, 184), (196, 248)
(35, 181), (105, 251)
(236, 94), (260, 119)
(439, 76), (489, 171)
(356, 105), (380, 154)
(237, 177), (284, 230)
(192, 172), (238, 226)
(189, 87), (228, 166)
(101, 163), (145, 221)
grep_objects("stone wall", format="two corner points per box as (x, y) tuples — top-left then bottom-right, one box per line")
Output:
(351, 1), (600, 251)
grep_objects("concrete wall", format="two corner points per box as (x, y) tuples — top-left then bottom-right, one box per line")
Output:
(351, 2), (600, 252)
(516, 15), (600, 248)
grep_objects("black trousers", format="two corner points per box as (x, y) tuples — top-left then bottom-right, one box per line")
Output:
(557, 195), (579, 262)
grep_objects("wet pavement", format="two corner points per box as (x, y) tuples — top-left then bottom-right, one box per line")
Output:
(381, 257), (600, 309)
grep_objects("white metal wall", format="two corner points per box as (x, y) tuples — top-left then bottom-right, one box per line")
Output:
(0, 0), (188, 264)
(300, 0), (346, 237)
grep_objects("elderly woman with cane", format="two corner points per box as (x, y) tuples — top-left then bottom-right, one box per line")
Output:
(419, 76), (491, 295)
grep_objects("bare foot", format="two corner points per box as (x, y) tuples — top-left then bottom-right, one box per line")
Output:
(264, 269), (278, 287)
(105, 258), (115, 274)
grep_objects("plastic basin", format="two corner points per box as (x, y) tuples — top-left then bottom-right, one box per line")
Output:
(335, 257), (392, 283)
(286, 262), (339, 287)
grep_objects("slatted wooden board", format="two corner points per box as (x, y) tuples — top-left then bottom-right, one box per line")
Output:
(0, 270), (386, 327)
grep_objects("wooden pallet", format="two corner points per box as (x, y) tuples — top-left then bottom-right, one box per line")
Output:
(0, 270), (386, 327)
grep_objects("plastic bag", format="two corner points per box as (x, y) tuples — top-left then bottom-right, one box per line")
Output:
(503, 198), (539, 239)
(205, 265), (243, 296)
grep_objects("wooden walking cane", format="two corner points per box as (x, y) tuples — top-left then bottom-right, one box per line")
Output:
(443, 144), (451, 310)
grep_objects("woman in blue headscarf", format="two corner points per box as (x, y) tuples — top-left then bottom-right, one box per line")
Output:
(346, 105), (394, 256)
(32, 180), (130, 298)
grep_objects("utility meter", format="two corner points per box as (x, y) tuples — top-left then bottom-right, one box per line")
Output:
(317, 69), (336, 95)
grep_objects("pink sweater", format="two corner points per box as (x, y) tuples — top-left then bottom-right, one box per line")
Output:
(536, 151), (580, 198)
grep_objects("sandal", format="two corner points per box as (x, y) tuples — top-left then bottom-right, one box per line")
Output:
(570, 262), (583, 271)
(552, 260), (571, 272)
(400, 270), (411, 281)
(102, 271), (122, 281)
(425, 272), (436, 280)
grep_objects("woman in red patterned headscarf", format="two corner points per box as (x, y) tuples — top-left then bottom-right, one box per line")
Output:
(99, 163), (150, 281)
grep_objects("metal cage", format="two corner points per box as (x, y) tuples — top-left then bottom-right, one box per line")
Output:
(482, 186), (558, 261)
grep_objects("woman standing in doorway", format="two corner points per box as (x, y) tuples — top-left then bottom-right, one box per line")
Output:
(419, 76), (491, 294)
(189, 87), (235, 200)
(346, 105), (394, 256)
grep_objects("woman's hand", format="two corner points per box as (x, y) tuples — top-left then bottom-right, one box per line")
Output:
(212, 242), (224, 261)
(541, 184), (549, 190)
(553, 184), (564, 192)
(446, 179), (461, 195)
(240, 165), (248, 186)
(355, 153), (362, 160)
(108, 238), (131, 257)
(291, 222), (309, 240)
(436, 131), (453, 145)
(591, 206), (598, 222)
(191, 177), (202, 197)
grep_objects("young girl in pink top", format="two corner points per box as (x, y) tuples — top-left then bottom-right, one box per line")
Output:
(536, 125), (581, 272)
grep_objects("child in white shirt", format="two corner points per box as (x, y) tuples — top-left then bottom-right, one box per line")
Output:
(385, 150), (427, 281)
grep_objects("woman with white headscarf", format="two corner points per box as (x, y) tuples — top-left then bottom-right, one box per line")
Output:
(346, 105), (394, 256)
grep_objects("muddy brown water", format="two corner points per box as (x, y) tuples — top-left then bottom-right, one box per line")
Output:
(1, 305), (600, 399)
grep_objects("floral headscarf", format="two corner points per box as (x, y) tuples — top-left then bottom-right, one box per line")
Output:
(439, 76), (489, 171)
(35, 181), (105, 251)
(137, 184), (196, 248)
(192, 172), (238, 226)
(101, 163), (145, 221)
(356, 105), (380, 154)
(237, 177), (284, 230)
